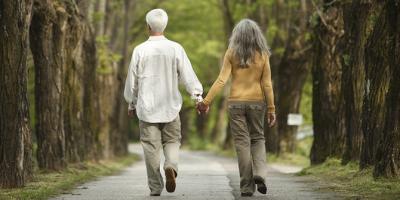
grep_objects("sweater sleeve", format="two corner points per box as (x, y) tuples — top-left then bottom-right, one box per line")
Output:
(203, 50), (232, 105)
(261, 54), (275, 113)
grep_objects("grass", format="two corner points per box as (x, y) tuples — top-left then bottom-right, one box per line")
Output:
(0, 154), (140, 200)
(298, 158), (400, 199)
(267, 152), (309, 167)
(267, 136), (312, 167)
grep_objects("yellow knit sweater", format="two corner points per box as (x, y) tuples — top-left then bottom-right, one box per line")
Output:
(203, 49), (275, 113)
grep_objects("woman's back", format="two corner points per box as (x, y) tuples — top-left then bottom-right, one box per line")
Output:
(228, 49), (267, 102)
(203, 18), (275, 114)
(203, 48), (275, 113)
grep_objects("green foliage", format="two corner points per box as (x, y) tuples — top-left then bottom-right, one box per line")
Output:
(0, 154), (139, 200)
(92, 11), (105, 24)
(27, 57), (36, 134)
(267, 136), (312, 167)
(123, 0), (316, 152)
(300, 75), (313, 125)
(342, 54), (351, 66)
(299, 159), (400, 199)
(310, 11), (321, 28)
(96, 36), (121, 75)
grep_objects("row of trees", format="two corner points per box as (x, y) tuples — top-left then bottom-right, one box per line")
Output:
(200, 0), (399, 179)
(1, 0), (398, 188)
(195, 0), (315, 154)
(1, 0), (304, 188)
(0, 0), (154, 188)
(310, 0), (399, 178)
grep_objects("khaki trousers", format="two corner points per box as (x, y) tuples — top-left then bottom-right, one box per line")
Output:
(139, 116), (181, 195)
(228, 101), (267, 193)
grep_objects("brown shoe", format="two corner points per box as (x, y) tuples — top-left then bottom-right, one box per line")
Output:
(254, 176), (267, 194)
(165, 168), (176, 193)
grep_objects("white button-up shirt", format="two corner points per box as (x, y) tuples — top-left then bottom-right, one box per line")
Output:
(124, 35), (203, 123)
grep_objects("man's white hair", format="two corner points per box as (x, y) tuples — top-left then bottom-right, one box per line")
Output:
(146, 9), (168, 33)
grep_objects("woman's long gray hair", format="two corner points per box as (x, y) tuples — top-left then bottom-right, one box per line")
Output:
(228, 19), (271, 67)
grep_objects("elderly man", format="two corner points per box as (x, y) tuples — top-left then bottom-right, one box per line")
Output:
(124, 9), (203, 196)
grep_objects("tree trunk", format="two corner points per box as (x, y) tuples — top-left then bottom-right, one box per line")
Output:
(264, 0), (286, 154)
(0, 0), (33, 188)
(210, 95), (228, 144)
(109, 0), (133, 157)
(195, 113), (209, 139)
(341, 0), (373, 165)
(369, 0), (399, 177)
(277, 0), (311, 153)
(30, 0), (68, 170)
(217, 0), (235, 150)
(88, 0), (115, 159)
(310, 1), (346, 165)
(62, 3), (83, 163)
(74, 0), (103, 161)
(81, 23), (102, 160)
(374, 0), (400, 178)
(93, 0), (106, 36)
(360, 3), (391, 169)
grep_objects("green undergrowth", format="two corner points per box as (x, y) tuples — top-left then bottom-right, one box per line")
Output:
(267, 152), (309, 167)
(0, 154), (140, 200)
(298, 158), (400, 199)
(267, 136), (312, 167)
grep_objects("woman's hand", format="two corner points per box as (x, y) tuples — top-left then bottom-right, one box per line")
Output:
(267, 113), (276, 127)
(196, 101), (209, 115)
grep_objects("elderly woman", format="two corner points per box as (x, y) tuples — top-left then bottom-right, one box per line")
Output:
(198, 19), (276, 197)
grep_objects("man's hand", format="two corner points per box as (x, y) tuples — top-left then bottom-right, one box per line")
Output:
(196, 101), (209, 115)
(267, 113), (276, 127)
(128, 109), (136, 118)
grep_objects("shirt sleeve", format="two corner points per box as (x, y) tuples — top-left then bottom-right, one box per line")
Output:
(261, 54), (275, 113)
(203, 50), (232, 105)
(124, 48), (139, 110)
(177, 46), (203, 102)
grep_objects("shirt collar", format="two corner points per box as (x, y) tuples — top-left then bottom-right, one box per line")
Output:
(148, 35), (166, 41)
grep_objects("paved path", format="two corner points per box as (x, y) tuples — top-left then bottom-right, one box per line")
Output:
(51, 144), (340, 200)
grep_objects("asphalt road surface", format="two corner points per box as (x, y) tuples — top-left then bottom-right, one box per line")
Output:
(51, 144), (340, 200)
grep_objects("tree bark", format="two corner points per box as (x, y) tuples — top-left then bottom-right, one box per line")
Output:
(109, 0), (134, 157)
(264, 0), (286, 154)
(30, 0), (68, 170)
(277, 0), (312, 153)
(215, 0), (234, 150)
(73, 0), (103, 161)
(0, 0), (33, 188)
(360, 3), (391, 169)
(341, 0), (373, 165)
(88, 0), (115, 159)
(371, 0), (400, 177)
(310, 1), (346, 165)
(81, 22), (102, 160)
(62, 1), (86, 163)
(210, 95), (228, 144)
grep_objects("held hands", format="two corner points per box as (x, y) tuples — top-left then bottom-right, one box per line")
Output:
(267, 112), (276, 127)
(196, 101), (209, 115)
(128, 109), (136, 118)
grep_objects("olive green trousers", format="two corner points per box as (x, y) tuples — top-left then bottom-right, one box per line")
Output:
(228, 101), (267, 194)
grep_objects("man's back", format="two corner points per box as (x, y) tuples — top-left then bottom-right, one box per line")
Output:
(124, 35), (203, 123)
